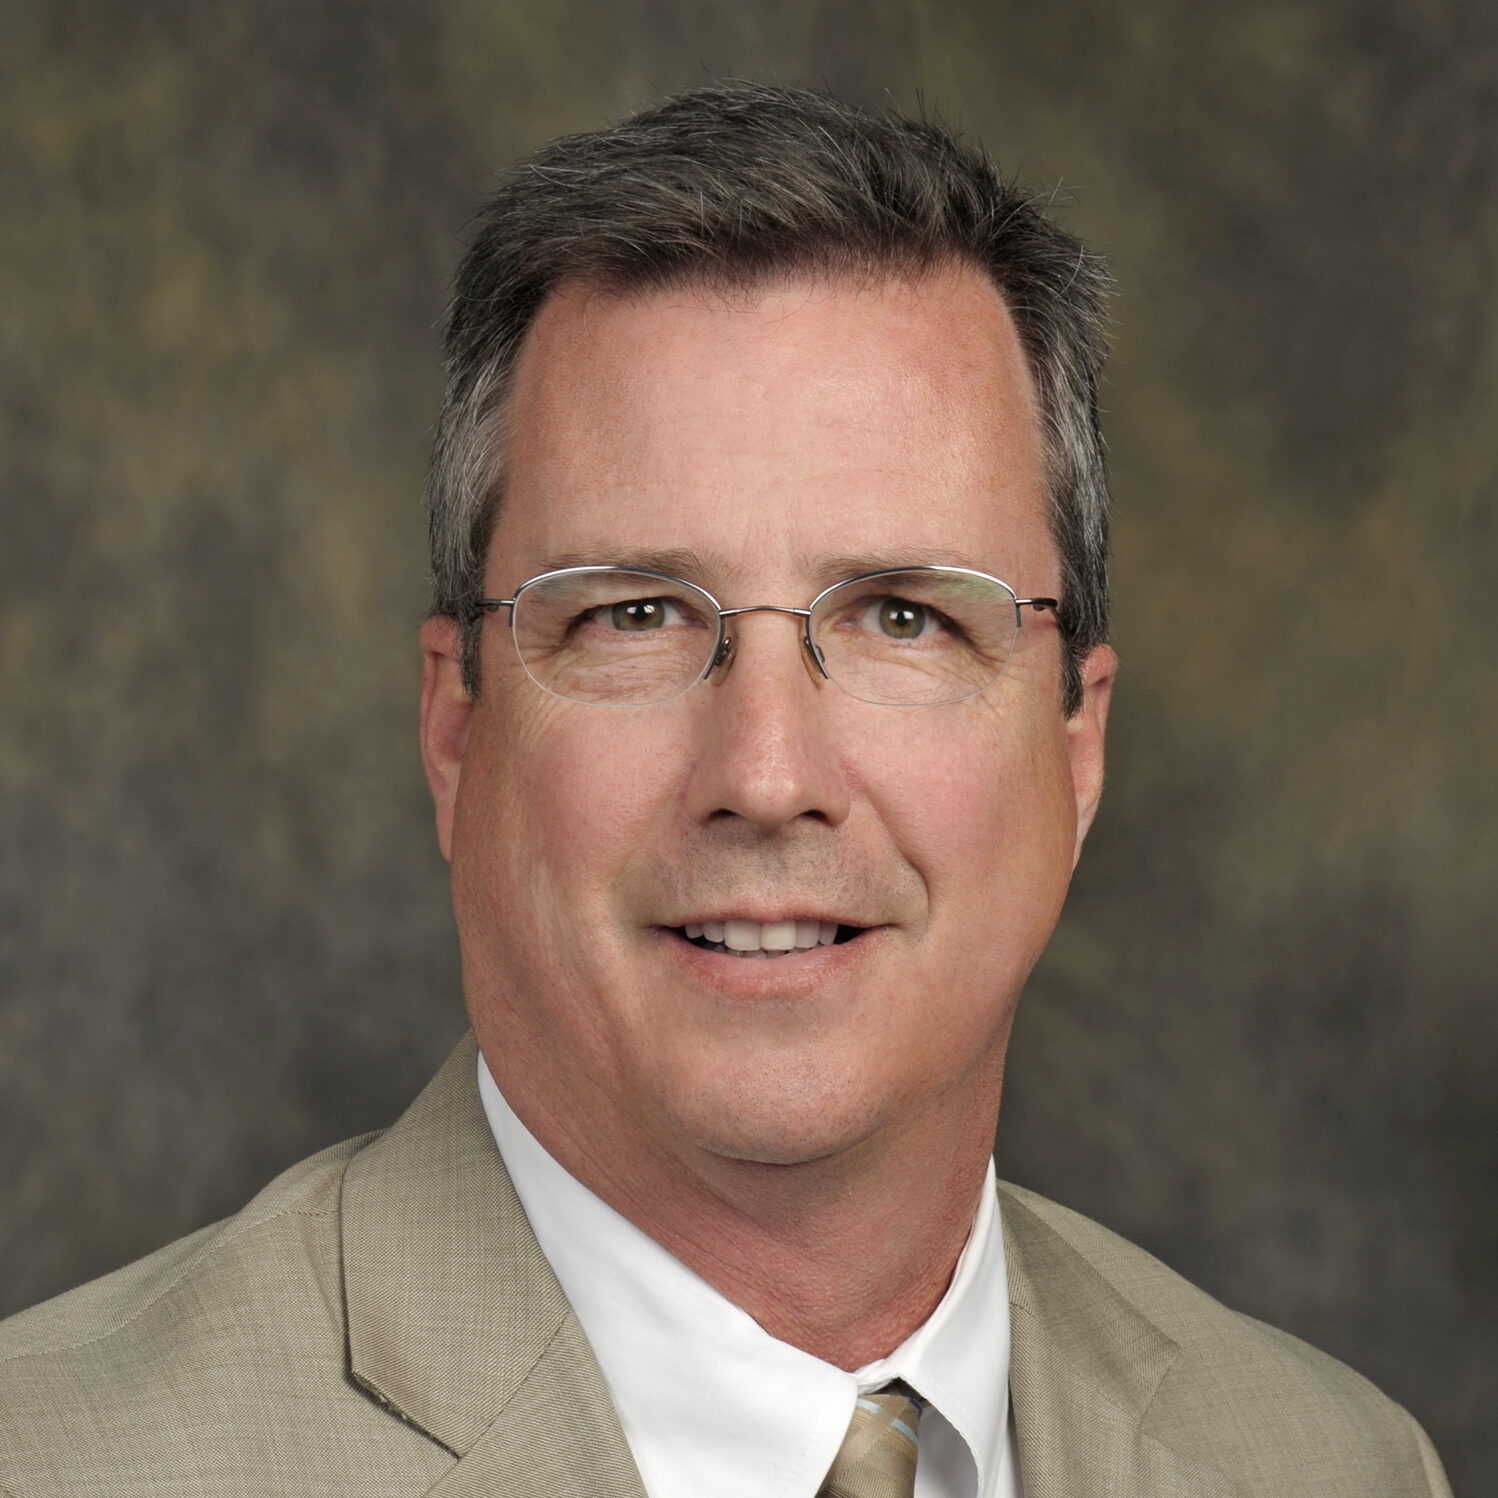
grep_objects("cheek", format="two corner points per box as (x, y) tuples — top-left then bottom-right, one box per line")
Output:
(868, 709), (1078, 935)
(456, 693), (691, 915)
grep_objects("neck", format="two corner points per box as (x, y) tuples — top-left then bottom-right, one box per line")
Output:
(496, 1065), (1000, 1370)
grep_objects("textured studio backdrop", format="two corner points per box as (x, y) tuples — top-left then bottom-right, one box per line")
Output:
(2, 2), (1495, 1491)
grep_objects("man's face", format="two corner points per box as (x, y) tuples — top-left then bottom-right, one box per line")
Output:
(421, 266), (1113, 1181)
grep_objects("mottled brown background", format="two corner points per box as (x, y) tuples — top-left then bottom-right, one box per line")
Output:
(2, 0), (1494, 1490)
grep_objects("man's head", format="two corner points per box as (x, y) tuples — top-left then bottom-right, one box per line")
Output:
(419, 84), (1116, 1203)
(427, 82), (1111, 715)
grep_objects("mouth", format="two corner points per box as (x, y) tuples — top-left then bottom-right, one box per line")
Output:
(673, 919), (864, 958)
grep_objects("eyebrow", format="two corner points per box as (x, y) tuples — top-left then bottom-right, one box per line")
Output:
(512, 545), (999, 595)
(526, 546), (732, 583)
(810, 547), (992, 580)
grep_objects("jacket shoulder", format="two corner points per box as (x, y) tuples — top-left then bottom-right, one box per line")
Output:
(0, 1132), (450, 1495)
(997, 1181), (1452, 1497)
(0, 1134), (366, 1362)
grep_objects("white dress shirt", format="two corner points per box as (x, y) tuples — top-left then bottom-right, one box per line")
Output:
(479, 1056), (1021, 1498)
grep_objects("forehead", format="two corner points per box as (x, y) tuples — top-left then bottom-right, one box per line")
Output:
(493, 266), (1053, 591)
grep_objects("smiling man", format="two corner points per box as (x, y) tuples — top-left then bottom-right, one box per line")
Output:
(0, 84), (1451, 1498)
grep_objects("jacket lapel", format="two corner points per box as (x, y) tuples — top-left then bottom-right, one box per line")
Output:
(1000, 1187), (1233, 1498)
(341, 1042), (1236, 1497)
(340, 1033), (648, 1497)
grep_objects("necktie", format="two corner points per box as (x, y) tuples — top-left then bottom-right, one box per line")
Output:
(817, 1385), (924, 1498)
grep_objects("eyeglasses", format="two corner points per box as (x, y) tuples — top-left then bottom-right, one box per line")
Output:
(475, 565), (1059, 707)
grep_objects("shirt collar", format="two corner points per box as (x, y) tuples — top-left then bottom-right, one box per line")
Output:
(477, 1053), (1010, 1498)
(851, 1160), (1011, 1498)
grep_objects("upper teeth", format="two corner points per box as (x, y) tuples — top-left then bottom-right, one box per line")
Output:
(684, 919), (839, 952)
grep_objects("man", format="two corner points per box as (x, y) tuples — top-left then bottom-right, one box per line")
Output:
(0, 84), (1451, 1497)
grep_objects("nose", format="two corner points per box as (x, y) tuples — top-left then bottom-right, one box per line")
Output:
(683, 611), (851, 834)
(706, 604), (826, 681)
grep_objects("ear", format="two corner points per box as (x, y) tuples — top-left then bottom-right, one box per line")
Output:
(1065, 644), (1117, 868)
(420, 615), (474, 863)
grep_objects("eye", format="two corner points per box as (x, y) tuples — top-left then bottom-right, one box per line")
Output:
(876, 597), (929, 640)
(609, 597), (676, 631)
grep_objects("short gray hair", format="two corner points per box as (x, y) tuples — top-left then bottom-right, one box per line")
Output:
(429, 82), (1111, 712)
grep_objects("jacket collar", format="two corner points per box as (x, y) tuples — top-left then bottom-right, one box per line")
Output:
(1000, 1184), (1233, 1498)
(340, 1038), (1229, 1497)
(339, 1033), (647, 1496)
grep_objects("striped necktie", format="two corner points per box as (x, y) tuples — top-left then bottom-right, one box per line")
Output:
(817, 1385), (924, 1498)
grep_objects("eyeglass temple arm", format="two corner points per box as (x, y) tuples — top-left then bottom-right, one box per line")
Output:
(1015, 597), (1059, 615)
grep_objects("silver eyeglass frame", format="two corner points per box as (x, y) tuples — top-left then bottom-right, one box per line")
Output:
(474, 564), (1060, 706)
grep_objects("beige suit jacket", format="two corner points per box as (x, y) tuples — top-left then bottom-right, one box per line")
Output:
(0, 1035), (1452, 1497)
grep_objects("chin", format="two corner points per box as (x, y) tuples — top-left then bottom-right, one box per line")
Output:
(655, 1065), (889, 1168)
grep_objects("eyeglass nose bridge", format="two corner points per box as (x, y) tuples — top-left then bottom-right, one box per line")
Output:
(706, 604), (829, 682)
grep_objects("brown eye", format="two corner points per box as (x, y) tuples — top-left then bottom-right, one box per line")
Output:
(878, 598), (927, 639)
(612, 598), (667, 631)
